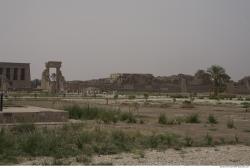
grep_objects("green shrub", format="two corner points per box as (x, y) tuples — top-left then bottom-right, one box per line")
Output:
(120, 112), (137, 123)
(219, 94), (236, 100)
(12, 123), (36, 133)
(238, 97), (244, 101)
(65, 105), (136, 124)
(159, 114), (183, 125)
(170, 95), (188, 99)
(158, 114), (167, 125)
(0, 122), (240, 165)
(128, 95), (136, 100)
(241, 102), (250, 112)
(245, 98), (250, 101)
(113, 94), (118, 99)
(204, 134), (213, 146)
(209, 96), (220, 100)
(0, 129), (15, 155)
(145, 133), (180, 149)
(185, 114), (200, 123)
(208, 114), (218, 124)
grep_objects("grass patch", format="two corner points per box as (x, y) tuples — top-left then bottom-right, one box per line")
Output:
(120, 112), (137, 123)
(158, 114), (167, 125)
(185, 114), (200, 123)
(241, 102), (250, 112)
(11, 123), (36, 133)
(65, 105), (137, 124)
(158, 114), (183, 125)
(0, 125), (186, 165)
(0, 122), (246, 165)
(208, 114), (218, 124)
(204, 134), (214, 146)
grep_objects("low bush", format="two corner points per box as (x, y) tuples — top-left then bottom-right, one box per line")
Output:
(128, 95), (136, 100)
(65, 105), (136, 124)
(170, 95), (188, 99)
(204, 134), (213, 146)
(158, 114), (167, 125)
(144, 133), (180, 149)
(238, 97), (244, 101)
(245, 98), (250, 101)
(241, 102), (250, 112)
(185, 114), (200, 123)
(0, 123), (245, 165)
(12, 123), (36, 133)
(219, 94), (236, 100)
(158, 114), (183, 125)
(208, 114), (218, 124)
(120, 112), (137, 123)
(209, 96), (220, 100)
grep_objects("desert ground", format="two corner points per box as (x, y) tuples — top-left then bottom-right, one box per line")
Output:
(1, 93), (250, 165)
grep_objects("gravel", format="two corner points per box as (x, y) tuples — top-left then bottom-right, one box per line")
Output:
(92, 145), (250, 165)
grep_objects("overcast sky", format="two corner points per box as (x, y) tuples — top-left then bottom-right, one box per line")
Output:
(0, 0), (250, 81)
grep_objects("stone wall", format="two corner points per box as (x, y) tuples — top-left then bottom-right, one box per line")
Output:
(0, 62), (31, 91)
(66, 73), (250, 94)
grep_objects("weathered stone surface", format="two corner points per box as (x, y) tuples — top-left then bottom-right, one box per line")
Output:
(0, 62), (31, 91)
(41, 61), (65, 93)
(65, 73), (250, 94)
(0, 106), (68, 123)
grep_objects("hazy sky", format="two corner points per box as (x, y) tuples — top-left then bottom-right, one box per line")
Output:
(0, 0), (250, 81)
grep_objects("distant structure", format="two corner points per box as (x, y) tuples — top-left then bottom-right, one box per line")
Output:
(0, 62), (31, 91)
(226, 76), (250, 94)
(66, 73), (250, 94)
(41, 61), (65, 93)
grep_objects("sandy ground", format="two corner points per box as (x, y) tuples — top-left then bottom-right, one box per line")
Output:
(91, 145), (250, 165)
(20, 145), (250, 165)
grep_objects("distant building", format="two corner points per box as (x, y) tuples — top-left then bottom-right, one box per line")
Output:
(66, 72), (250, 94)
(0, 62), (31, 91)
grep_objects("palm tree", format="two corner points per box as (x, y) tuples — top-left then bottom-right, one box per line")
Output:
(207, 65), (230, 97)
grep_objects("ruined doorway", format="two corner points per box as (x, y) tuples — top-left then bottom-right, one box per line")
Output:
(41, 61), (65, 93)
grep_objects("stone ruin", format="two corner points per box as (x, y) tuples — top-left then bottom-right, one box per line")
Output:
(41, 61), (65, 93)
(65, 72), (250, 94)
(0, 62), (31, 91)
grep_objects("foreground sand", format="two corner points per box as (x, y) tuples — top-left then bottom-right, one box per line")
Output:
(92, 145), (250, 165)
(20, 145), (250, 165)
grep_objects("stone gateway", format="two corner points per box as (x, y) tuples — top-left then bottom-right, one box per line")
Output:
(41, 61), (65, 93)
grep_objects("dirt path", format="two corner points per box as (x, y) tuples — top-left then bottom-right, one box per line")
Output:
(92, 145), (250, 165)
